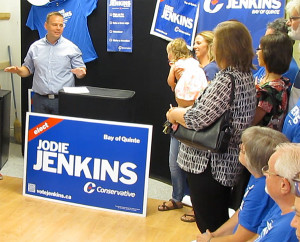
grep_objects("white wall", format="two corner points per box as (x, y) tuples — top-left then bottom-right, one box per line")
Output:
(293, 42), (300, 67)
(0, 0), (21, 127)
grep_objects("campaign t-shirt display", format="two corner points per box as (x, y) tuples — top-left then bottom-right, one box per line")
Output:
(26, 0), (98, 63)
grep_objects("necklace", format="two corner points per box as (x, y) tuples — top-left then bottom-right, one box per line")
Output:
(260, 73), (281, 86)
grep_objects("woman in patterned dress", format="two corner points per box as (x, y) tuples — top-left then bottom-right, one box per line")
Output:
(166, 20), (257, 233)
(252, 33), (293, 131)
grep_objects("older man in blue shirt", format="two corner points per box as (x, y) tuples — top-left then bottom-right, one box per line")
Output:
(5, 11), (86, 114)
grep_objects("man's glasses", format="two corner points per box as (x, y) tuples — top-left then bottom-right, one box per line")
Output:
(293, 173), (300, 197)
(256, 47), (262, 51)
(261, 165), (281, 177)
(289, 16), (300, 22)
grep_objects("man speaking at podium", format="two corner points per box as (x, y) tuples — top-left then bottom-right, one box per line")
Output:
(5, 11), (86, 114)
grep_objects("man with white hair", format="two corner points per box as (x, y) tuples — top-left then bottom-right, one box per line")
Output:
(286, 0), (300, 40)
(250, 143), (300, 241)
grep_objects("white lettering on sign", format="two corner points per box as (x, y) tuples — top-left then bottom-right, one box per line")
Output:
(33, 140), (138, 185)
(161, 4), (193, 29)
(109, 0), (131, 8)
(34, 122), (49, 135)
(203, 0), (281, 13)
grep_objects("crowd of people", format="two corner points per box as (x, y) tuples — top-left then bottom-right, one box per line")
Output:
(1, 2), (300, 241)
(159, 0), (300, 241)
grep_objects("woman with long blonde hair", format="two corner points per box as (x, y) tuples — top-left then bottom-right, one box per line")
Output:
(193, 31), (219, 82)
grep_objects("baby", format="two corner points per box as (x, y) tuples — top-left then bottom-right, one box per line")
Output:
(166, 38), (208, 108)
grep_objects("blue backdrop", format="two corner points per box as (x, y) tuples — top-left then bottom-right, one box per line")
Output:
(197, 0), (286, 69)
(151, 0), (286, 67)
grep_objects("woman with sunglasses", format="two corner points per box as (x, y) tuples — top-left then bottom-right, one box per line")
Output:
(252, 33), (293, 131)
(197, 126), (289, 242)
(253, 18), (298, 90)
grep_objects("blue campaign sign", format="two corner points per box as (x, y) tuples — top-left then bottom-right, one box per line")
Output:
(150, 0), (200, 48)
(197, 0), (285, 68)
(23, 113), (152, 216)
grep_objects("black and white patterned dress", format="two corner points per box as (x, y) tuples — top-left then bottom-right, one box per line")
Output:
(177, 67), (256, 187)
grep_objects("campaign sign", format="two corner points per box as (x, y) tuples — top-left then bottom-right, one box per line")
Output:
(23, 113), (152, 217)
(150, 0), (200, 49)
(107, 0), (133, 52)
(197, 0), (285, 69)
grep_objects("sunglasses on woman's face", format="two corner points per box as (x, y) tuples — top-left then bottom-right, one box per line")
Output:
(289, 16), (300, 22)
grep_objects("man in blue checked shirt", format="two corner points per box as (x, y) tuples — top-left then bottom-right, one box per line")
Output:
(5, 11), (86, 114)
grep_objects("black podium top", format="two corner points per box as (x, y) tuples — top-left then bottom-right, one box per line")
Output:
(59, 86), (136, 122)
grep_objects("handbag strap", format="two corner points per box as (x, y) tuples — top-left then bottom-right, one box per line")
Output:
(195, 72), (235, 108)
(226, 73), (235, 107)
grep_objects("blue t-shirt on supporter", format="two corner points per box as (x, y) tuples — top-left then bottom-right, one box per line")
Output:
(255, 203), (297, 242)
(26, 0), (98, 63)
(232, 175), (274, 234)
(288, 71), (300, 111)
(237, 175), (274, 233)
(282, 97), (300, 143)
(203, 61), (219, 82)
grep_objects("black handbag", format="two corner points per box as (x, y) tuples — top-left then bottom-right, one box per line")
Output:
(171, 73), (235, 153)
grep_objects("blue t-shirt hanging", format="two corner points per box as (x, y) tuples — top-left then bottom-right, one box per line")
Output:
(26, 0), (98, 63)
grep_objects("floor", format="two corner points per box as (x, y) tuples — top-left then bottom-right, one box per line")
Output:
(0, 141), (199, 241)
(1, 176), (199, 242)
(0, 140), (174, 201)
(0, 126), (244, 242)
